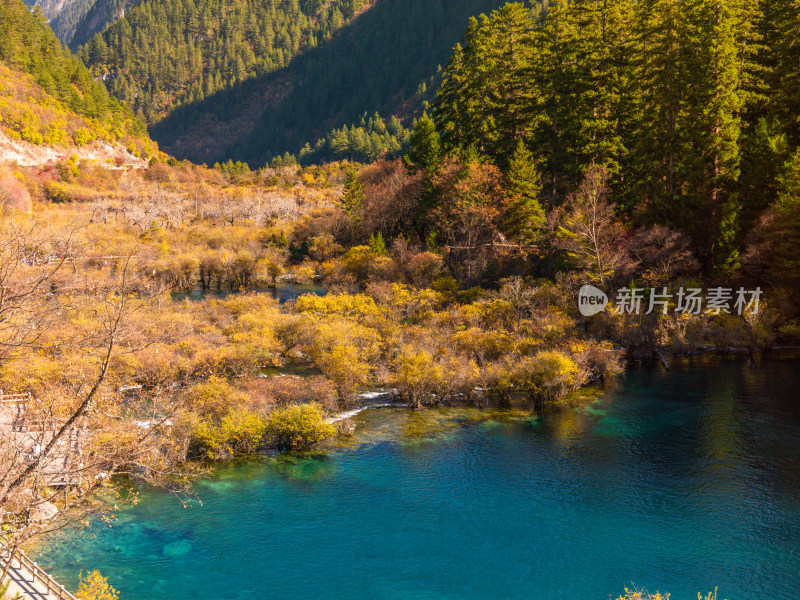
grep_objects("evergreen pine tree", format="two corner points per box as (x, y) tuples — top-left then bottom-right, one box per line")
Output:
(532, 0), (584, 205)
(368, 232), (387, 255)
(476, 3), (537, 162)
(404, 112), (442, 178)
(504, 140), (545, 245)
(569, 0), (635, 177)
(341, 165), (365, 223)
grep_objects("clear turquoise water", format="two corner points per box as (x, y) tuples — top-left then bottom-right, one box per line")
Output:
(34, 355), (800, 600)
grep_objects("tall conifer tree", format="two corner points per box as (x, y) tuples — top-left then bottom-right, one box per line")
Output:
(504, 140), (545, 245)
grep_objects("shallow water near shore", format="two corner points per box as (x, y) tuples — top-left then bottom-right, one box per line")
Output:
(33, 354), (800, 600)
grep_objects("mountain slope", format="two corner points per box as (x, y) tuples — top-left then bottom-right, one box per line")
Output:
(47, 0), (97, 44)
(149, 0), (509, 165)
(80, 0), (373, 124)
(21, 0), (77, 20)
(0, 0), (156, 162)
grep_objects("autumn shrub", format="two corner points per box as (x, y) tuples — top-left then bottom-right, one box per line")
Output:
(572, 340), (624, 381)
(23, 126), (44, 144)
(45, 181), (103, 203)
(193, 408), (267, 459)
(117, 345), (185, 388)
(707, 309), (777, 350)
(452, 327), (513, 364)
(73, 127), (94, 146)
(295, 293), (379, 318)
(303, 319), (380, 393)
(258, 256), (284, 285)
(518, 350), (585, 402)
(152, 255), (199, 290)
(308, 232), (342, 261)
(339, 245), (375, 281)
(189, 342), (261, 377)
(615, 588), (720, 600)
(242, 375), (339, 412)
(432, 276), (459, 302)
(185, 376), (248, 421)
(385, 283), (442, 322)
(311, 339), (373, 402)
(291, 262), (317, 284)
(43, 121), (68, 146)
(222, 302), (282, 366)
(368, 254), (401, 281)
(0, 352), (64, 394)
(616, 590), (669, 600)
(650, 313), (704, 353)
(392, 345), (444, 408)
(597, 309), (660, 352)
(405, 251), (444, 287)
(264, 403), (336, 450)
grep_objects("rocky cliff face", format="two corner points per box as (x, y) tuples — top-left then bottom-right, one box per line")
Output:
(23, 0), (76, 20)
(22, 0), (133, 49)
(64, 0), (136, 48)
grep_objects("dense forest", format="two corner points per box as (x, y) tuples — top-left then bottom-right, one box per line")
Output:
(23, 0), (136, 51)
(46, 0), (100, 44)
(421, 0), (800, 276)
(2, 4), (800, 595)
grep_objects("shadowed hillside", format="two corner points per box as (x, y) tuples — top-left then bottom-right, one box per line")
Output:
(150, 0), (513, 165)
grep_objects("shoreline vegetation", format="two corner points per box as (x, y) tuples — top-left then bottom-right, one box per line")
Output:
(0, 136), (796, 600)
(0, 154), (794, 524)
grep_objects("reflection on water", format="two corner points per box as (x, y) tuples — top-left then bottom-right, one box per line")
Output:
(33, 353), (800, 600)
(171, 284), (326, 304)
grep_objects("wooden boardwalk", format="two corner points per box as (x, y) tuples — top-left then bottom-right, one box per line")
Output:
(1, 536), (78, 600)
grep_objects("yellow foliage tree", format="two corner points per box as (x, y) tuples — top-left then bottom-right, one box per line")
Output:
(76, 571), (119, 600)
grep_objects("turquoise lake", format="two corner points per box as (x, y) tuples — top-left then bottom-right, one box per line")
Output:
(34, 354), (800, 600)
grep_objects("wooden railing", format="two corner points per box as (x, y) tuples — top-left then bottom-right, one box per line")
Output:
(0, 391), (32, 404)
(0, 535), (78, 600)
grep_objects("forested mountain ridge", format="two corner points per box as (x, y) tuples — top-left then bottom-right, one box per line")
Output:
(80, 0), (513, 165)
(22, 0), (138, 48)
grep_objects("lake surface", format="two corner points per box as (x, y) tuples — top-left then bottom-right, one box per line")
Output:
(34, 354), (800, 600)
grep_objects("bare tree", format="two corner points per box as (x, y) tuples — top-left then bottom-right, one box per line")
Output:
(557, 164), (631, 286)
(628, 225), (700, 283)
(0, 224), (194, 554)
(0, 219), (79, 363)
(499, 276), (539, 331)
